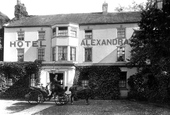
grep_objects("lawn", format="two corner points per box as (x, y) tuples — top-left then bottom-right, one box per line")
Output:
(33, 99), (170, 115)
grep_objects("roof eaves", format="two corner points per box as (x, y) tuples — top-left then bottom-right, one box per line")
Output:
(79, 21), (140, 25)
(5, 25), (51, 28)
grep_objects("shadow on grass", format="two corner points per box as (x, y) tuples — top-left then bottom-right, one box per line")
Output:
(5, 101), (37, 114)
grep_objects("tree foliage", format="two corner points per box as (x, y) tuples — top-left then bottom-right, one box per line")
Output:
(128, 1), (170, 103)
(129, 1), (170, 74)
(0, 60), (42, 79)
(0, 61), (42, 99)
(115, 1), (146, 12)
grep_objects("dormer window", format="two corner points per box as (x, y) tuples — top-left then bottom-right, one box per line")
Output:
(58, 27), (68, 36)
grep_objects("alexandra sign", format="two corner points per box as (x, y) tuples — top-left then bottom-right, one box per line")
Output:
(10, 40), (46, 47)
(81, 38), (129, 46)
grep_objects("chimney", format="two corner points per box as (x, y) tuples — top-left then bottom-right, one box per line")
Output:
(17, 0), (21, 5)
(102, 1), (108, 14)
(14, 0), (28, 20)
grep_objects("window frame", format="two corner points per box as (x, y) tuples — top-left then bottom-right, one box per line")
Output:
(70, 47), (76, 61)
(17, 48), (24, 62)
(58, 46), (67, 61)
(117, 46), (125, 62)
(37, 48), (45, 61)
(85, 47), (92, 62)
(52, 47), (56, 61)
(85, 30), (92, 39)
(17, 30), (25, 41)
(119, 72), (127, 88)
(70, 27), (77, 37)
(117, 27), (126, 38)
(52, 28), (56, 37)
(57, 27), (68, 37)
(38, 30), (45, 40)
(82, 80), (89, 87)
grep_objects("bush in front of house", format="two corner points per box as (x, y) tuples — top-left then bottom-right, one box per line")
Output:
(0, 60), (42, 99)
(128, 68), (170, 103)
(74, 66), (121, 100)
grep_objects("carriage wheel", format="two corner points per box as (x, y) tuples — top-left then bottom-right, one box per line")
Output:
(26, 90), (44, 104)
(55, 94), (69, 105)
(65, 94), (70, 104)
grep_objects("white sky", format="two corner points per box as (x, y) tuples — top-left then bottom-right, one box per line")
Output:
(0, 0), (147, 19)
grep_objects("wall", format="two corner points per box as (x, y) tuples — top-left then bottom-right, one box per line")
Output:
(78, 23), (138, 64)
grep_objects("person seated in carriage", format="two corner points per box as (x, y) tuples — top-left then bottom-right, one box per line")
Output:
(48, 74), (64, 100)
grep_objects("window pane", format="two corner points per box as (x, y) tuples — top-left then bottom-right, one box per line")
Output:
(38, 49), (45, 61)
(117, 28), (125, 38)
(70, 27), (77, 37)
(70, 47), (76, 61)
(39, 31), (45, 39)
(58, 46), (67, 61)
(53, 28), (56, 37)
(18, 31), (24, 40)
(17, 49), (24, 62)
(52, 47), (56, 61)
(117, 46), (125, 61)
(85, 30), (92, 39)
(58, 27), (68, 36)
(119, 72), (127, 88)
(85, 48), (92, 62)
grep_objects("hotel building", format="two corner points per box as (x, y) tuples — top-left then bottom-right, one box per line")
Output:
(4, 2), (141, 97)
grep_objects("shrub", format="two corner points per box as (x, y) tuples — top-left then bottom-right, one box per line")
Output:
(128, 68), (170, 103)
(0, 61), (42, 99)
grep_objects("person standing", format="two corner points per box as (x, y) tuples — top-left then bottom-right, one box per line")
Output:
(69, 85), (77, 104)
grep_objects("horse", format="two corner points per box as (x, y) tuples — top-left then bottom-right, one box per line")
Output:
(69, 85), (91, 105)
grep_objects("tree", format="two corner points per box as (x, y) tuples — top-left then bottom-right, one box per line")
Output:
(115, 1), (146, 12)
(127, 0), (170, 102)
(129, 0), (170, 75)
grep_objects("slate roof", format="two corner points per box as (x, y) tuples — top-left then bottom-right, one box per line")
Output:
(6, 12), (141, 27)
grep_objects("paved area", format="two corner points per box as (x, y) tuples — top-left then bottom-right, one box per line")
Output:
(1, 99), (170, 115)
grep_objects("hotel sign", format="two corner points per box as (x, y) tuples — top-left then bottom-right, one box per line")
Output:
(81, 38), (129, 46)
(10, 40), (46, 47)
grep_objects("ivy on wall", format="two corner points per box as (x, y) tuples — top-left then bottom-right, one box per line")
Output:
(74, 66), (121, 99)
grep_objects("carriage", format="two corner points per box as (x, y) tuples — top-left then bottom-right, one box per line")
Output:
(25, 84), (70, 105)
